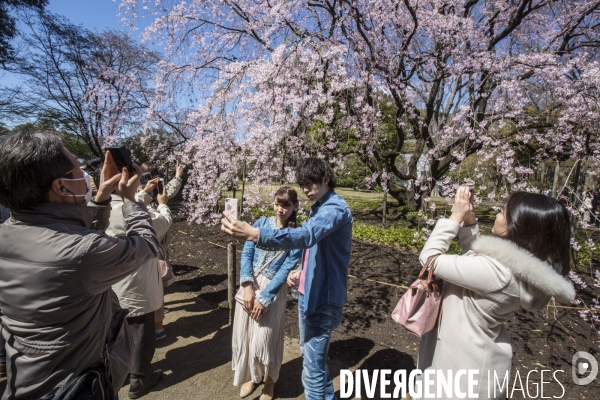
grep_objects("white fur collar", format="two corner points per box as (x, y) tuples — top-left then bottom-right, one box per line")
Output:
(471, 235), (575, 303)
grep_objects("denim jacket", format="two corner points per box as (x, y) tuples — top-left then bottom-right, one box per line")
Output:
(241, 217), (302, 308)
(256, 189), (353, 315)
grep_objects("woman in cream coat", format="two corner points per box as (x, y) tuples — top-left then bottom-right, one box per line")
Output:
(417, 187), (575, 399)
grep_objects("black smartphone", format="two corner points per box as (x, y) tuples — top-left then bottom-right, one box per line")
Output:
(157, 178), (165, 194)
(106, 145), (134, 174)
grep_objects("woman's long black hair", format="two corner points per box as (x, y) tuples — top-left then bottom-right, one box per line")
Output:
(504, 192), (571, 276)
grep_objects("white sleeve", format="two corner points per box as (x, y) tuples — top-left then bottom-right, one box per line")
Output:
(419, 219), (511, 295)
(149, 205), (172, 240)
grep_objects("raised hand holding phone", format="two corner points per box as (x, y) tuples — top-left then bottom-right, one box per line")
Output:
(95, 152), (121, 203)
(116, 164), (143, 203)
(106, 145), (134, 174)
(157, 181), (168, 205)
(449, 186), (476, 225)
(144, 178), (159, 194)
(175, 160), (185, 179)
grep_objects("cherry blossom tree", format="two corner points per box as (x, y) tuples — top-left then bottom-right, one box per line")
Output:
(120, 0), (600, 221)
(7, 12), (159, 156)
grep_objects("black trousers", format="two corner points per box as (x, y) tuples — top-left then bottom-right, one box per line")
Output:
(0, 326), (5, 364)
(127, 312), (156, 389)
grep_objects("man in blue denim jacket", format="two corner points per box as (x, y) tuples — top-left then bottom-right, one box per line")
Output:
(222, 158), (353, 400)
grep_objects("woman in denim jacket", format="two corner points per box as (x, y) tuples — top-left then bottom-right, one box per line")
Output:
(232, 187), (302, 400)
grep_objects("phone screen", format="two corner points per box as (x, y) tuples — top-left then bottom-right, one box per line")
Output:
(107, 146), (133, 174)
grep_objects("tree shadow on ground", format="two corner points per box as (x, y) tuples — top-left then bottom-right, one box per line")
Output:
(166, 272), (227, 295)
(152, 307), (232, 391)
(329, 337), (375, 368)
(170, 263), (198, 277)
(271, 356), (304, 399)
(334, 348), (416, 400)
(274, 337), (375, 400)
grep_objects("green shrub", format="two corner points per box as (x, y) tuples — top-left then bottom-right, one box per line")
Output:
(576, 241), (600, 269)
(352, 222), (462, 254)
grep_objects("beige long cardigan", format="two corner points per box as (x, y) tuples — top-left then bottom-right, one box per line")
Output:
(108, 194), (172, 317)
(416, 219), (575, 399)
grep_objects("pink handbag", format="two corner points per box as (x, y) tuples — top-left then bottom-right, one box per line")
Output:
(391, 255), (443, 337)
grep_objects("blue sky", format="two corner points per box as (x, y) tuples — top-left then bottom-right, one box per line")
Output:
(45, 0), (157, 45)
(2, 1), (158, 88)
(46, 0), (124, 32)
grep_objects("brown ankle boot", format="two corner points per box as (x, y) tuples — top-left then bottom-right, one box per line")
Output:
(239, 381), (255, 398)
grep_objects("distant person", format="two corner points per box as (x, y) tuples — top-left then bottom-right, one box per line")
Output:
(0, 132), (159, 399)
(416, 187), (575, 398)
(557, 187), (570, 206)
(138, 161), (184, 206)
(233, 187), (302, 400)
(222, 158), (353, 400)
(137, 161), (185, 340)
(582, 190), (594, 223)
(88, 157), (104, 192)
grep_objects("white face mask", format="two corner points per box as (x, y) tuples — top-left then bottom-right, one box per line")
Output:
(61, 176), (93, 204)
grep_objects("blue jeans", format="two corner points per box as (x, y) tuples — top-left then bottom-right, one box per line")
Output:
(298, 294), (343, 400)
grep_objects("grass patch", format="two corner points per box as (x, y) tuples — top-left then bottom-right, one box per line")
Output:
(575, 241), (600, 270)
(352, 222), (463, 255)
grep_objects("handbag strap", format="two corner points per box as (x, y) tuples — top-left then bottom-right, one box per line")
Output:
(417, 254), (441, 283)
(253, 250), (286, 278)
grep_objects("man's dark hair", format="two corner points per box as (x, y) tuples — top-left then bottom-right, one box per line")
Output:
(0, 132), (74, 210)
(295, 158), (336, 189)
(89, 158), (103, 169)
(140, 162), (160, 178)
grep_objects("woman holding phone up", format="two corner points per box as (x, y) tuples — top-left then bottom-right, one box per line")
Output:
(232, 187), (302, 400)
(416, 187), (575, 399)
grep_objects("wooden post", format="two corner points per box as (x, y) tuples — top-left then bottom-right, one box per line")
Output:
(227, 243), (237, 325)
(382, 190), (388, 226)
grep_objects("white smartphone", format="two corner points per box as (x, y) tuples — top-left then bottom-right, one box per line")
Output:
(225, 198), (238, 219)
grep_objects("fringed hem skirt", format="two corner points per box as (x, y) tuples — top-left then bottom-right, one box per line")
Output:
(232, 274), (287, 386)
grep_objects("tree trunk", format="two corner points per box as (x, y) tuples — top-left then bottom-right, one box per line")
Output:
(387, 181), (418, 210)
(382, 166), (388, 225)
(572, 160), (582, 203)
(540, 161), (546, 189)
(551, 161), (560, 198)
